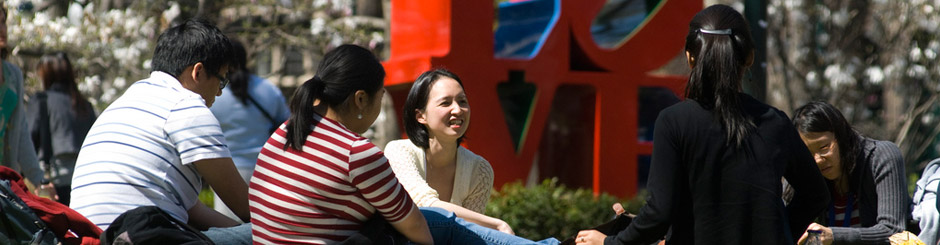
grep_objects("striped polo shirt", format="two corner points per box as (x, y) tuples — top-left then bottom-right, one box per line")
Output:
(249, 114), (414, 244)
(70, 71), (231, 230)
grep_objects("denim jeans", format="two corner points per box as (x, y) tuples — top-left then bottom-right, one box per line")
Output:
(203, 222), (251, 245)
(420, 207), (560, 245)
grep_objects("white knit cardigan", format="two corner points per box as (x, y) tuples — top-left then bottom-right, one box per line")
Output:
(384, 139), (494, 213)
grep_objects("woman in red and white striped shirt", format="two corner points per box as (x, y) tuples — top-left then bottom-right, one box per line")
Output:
(249, 44), (432, 244)
(249, 44), (559, 245)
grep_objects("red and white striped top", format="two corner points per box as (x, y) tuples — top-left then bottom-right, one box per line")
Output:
(249, 115), (415, 244)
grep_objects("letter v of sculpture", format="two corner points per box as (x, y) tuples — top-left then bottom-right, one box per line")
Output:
(383, 0), (699, 197)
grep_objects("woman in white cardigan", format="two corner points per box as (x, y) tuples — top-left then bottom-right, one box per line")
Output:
(385, 69), (513, 234)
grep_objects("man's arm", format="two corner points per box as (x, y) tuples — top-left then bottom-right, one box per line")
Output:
(187, 200), (241, 230)
(193, 157), (249, 223)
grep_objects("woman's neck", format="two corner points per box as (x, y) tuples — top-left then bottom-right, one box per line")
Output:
(833, 176), (850, 195)
(426, 138), (458, 168)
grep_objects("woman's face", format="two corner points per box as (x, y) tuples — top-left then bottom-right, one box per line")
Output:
(416, 77), (470, 143)
(799, 131), (843, 180)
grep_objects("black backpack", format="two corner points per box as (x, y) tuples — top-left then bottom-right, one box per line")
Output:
(101, 206), (213, 245)
(0, 179), (58, 245)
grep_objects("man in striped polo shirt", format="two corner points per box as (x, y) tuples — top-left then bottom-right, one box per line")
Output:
(70, 19), (251, 244)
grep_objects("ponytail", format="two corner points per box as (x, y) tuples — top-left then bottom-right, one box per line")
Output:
(684, 5), (756, 147)
(282, 44), (385, 151)
(284, 76), (325, 151)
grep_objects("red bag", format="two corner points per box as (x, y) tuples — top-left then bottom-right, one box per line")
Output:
(0, 166), (101, 245)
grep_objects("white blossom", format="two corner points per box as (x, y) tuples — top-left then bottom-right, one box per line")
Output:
(865, 67), (885, 85)
(163, 2), (181, 24)
(113, 77), (127, 89)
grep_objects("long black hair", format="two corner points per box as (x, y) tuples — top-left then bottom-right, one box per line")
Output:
(684, 4), (756, 147)
(283, 44), (385, 151)
(792, 101), (862, 182)
(403, 69), (466, 148)
(37, 52), (92, 117)
(226, 39), (252, 105)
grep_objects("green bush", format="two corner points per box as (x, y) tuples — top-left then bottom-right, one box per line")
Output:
(485, 178), (646, 241)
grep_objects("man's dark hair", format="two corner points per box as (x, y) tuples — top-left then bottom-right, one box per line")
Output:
(151, 18), (233, 78)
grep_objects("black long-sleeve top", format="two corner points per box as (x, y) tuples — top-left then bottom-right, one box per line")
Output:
(607, 94), (831, 245)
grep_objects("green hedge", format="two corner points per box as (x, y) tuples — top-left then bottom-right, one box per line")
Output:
(485, 178), (646, 241)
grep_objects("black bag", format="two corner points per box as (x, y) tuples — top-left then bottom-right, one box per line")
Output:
(101, 206), (214, 245)
(0, 179), (58, 245)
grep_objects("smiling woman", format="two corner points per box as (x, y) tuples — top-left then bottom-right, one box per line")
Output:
(792, 101), (909, 244)
(385, 69), (513, 233)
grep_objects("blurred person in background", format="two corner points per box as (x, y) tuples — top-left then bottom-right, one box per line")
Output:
(0, 2), (50, 196)
(27, 52), (97, 205)
(209, 39), (289, 220)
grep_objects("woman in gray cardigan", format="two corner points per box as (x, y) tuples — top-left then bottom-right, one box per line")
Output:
(793, 101), (909, 244)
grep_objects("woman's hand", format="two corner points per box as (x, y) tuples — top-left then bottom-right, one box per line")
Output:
(575, 230), (606, 244)
(495, 219), (515, 235)
(797, 223), (833, 245)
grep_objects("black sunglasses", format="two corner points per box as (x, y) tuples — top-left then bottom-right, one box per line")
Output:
(215, 73), (230, 90)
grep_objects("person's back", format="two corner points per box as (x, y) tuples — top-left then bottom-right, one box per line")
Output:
(657, 94), (819, 244)
(581, 5), (829, 245)
(70, 20), (252, 245)
(27, 52), (97, 205)
(70, 71), (218, 229)
(211, 74), (288, 169)
(209, 40), (289, 220)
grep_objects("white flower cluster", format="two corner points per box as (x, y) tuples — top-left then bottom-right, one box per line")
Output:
(8, 1), (166, 110)
(308, 0), (385, 51)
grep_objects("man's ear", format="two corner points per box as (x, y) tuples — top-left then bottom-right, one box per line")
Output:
(187, 62), (206, 83)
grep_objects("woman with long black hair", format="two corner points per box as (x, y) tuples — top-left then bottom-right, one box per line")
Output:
(575, 4), (830, 244)
(792, 101), (907, 244)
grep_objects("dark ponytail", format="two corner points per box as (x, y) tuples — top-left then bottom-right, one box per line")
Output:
(283, 44), (385, 151)
(684, 4), (755, 147)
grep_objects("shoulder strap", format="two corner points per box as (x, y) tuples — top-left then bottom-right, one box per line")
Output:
(37, 93), (53, 179)
(245, 93), (278, 127)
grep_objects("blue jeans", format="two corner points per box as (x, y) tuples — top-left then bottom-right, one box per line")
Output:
(420, 207), (559, 245)
(203, 222), (251, 245)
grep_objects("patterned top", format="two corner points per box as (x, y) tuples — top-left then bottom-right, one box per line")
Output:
(70, 72), (231, 230)
(384, 139), (494, 213)
(249, 115), (415, 244)
(830, 190), (862, 228)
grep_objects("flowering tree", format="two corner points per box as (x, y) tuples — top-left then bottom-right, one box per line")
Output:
(7, 0), (386, 110)
(765, 0), (940, 170)
(7, 0), (166, 109)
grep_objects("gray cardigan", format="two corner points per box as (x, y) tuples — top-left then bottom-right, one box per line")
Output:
(830, 137), (908, 244)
